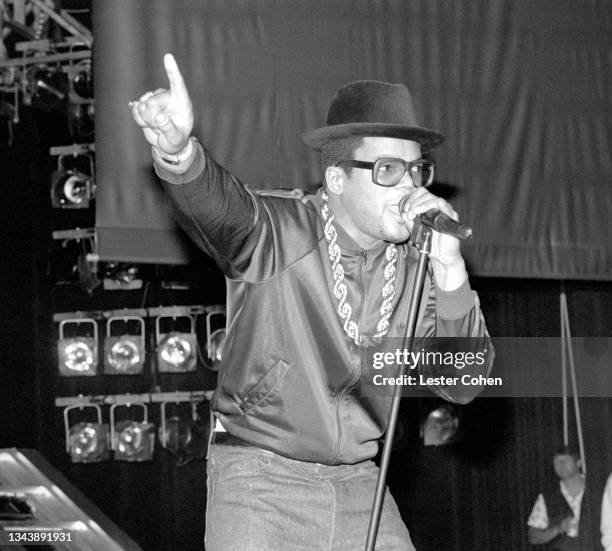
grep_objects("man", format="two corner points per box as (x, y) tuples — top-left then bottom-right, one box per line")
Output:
(527, 446), (602, 550)
(131, 54), (493, 551)
(602, 472), (612, 551)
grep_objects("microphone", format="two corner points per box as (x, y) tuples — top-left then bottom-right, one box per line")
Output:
(398, 196), (473, 240)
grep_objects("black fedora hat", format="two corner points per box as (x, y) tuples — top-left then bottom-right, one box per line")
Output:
(301, 80), (444, 152)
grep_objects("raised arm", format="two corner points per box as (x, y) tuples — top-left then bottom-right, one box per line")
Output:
(128, 55), (316, 279)
(128, 54), (260, 273)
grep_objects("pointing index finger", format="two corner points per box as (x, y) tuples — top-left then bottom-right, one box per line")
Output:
(163, 53), (188, 98)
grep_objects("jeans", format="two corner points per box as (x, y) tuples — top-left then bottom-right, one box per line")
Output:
(205, 444), (415, 551)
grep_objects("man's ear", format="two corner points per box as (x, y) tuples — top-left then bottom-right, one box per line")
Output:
(324, 166), (345, 196)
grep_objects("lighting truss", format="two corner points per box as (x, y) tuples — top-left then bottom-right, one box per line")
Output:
(0, 0), (93, 124)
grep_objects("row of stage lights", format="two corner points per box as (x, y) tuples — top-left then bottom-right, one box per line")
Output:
(55, 306), (226, 377)
(57, 391), (213, 465)
(59, 393), (463, 464)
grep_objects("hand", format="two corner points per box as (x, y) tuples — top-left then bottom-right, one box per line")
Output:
(400, 187), (467, 290)
(558, 517), (574, 534)
(129, 53), (194, 155)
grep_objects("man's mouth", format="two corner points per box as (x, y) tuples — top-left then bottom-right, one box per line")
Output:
(391, 204), (410, 226)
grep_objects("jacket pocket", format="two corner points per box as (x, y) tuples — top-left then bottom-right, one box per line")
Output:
(238, 359), (290, 414)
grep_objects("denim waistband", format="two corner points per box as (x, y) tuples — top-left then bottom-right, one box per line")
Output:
(208, 440), (377, 481)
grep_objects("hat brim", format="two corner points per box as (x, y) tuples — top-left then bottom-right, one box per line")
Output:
(301, 123), (445, 152)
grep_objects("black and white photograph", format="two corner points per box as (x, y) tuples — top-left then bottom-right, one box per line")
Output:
(0, 1), (610, 550)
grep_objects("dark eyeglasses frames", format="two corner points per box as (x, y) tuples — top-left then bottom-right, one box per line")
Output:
(337, 157), (435, 188)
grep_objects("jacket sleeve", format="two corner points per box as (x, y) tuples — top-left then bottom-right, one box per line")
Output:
(417, 275), (495, 404)
(156, 143), (318, 280)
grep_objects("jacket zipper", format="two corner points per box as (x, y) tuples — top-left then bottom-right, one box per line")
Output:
(359, 250), (367, 319)
(330, 250), (368, 464)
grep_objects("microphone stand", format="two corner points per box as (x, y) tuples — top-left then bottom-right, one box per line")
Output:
(364, 225), (432, 551)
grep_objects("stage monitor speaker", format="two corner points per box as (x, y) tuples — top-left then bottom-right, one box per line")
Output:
(0, 448), (142, 550)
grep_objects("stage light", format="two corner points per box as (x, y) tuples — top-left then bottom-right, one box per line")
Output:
(74, 238), (100, 294)
(69, 423), (108, 462)
(58, 318), (98, 377)
(67, 102), (95, 141)
(207, 329), (226, 371)
(63, 404), (109, 463)
(104, 317), (145, 375)
(158, 412), (192, 453)
(50, 169), (93, 208)
(159, 401), (209, 466)
(70, 59), (93, 100)
(159, 334), (194, 370)
(421, 404), (461, 447)
(103, 263), (142, 290)
(115, 422), (154, 461)
(205, 311), (226, 372)
(29, 66), (69, 112)
(110, 403), (155, 462)
(50, 153), (95, 209)
(156, 314), (197, 373)
(107, 339), (140, 372)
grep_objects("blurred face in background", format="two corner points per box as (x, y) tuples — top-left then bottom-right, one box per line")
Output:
(553, 453), (581, 481)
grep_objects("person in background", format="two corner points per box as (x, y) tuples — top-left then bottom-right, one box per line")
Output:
(528, 446), (602, 550)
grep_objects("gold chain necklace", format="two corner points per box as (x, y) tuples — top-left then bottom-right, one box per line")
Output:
(320, 190), (398, 348)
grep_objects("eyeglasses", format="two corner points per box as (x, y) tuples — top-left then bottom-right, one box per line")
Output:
(337, 157), (435, 188)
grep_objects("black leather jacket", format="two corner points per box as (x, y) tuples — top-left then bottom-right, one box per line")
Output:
(158, 144), (494, 465)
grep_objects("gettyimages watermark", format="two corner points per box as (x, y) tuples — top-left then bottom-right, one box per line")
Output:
(369, 346), (496, 388)
(360, 337), (612, 398)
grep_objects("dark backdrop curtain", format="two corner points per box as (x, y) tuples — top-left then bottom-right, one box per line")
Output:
(94, 0), (611, 279)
